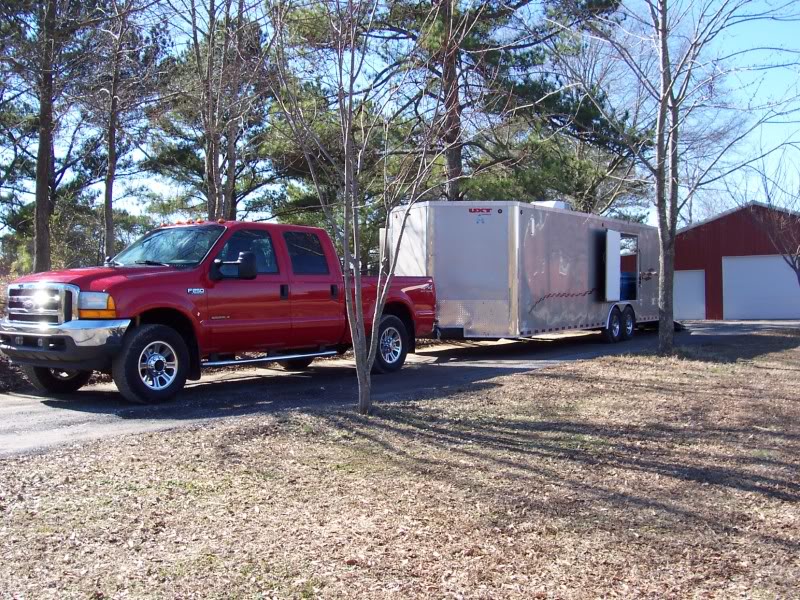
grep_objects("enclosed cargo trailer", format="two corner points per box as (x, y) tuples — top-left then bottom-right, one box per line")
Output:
(387, 201), (659, 340)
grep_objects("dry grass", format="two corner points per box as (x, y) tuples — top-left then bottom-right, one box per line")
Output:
(1, 331), (799, 599)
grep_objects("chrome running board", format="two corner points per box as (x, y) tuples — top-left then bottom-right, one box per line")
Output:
(202, 349), (337, 368)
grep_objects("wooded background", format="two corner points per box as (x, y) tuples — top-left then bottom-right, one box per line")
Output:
(0, 0), (658, 275)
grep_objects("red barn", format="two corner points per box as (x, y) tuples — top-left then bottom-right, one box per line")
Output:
(674, 202), (800, 320)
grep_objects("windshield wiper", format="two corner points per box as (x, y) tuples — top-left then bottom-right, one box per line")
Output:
(134, 260), (172, 267)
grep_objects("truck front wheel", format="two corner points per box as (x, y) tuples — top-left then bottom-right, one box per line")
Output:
(372, 315), (409, 374)
(112, 324), (189, 404)
(22, 366), (92, 395)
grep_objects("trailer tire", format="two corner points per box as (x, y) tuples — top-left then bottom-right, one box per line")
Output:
(282, 357), (314, 371)
(112, 324), (189, 404)
(621, 306), (636, 341)
(22, 366), (92, 395)
(603, 307), (623, 343)
(372, 315), (408, 374)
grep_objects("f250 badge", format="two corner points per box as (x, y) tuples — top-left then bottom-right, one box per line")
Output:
(187, 288), (205, 295)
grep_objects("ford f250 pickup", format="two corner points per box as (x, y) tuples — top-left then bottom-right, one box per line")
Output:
(0, 221), (436, 403)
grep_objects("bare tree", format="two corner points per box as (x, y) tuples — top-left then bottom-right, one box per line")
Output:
(88, 0), (168, 258)
(549, 0), (800, 353)
(269, 0), (510, 414)
(163, 0), (274, 220)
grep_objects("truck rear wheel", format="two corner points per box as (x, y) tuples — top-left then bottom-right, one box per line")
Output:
(603, 307), (623, 343)
(112, 324), (189, 404)
(372, 315), (409, 374)
(22, 366), (92, 395)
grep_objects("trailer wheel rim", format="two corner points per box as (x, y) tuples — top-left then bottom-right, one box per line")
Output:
(625, 313), (634, 336)
(379, 326), (403, 364)
(611, 314), (621, 339)
(50, 369), (81, 381)
(138, 341), (178, 391)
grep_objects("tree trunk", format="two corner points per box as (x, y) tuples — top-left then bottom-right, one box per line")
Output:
(104, 41), (122, 259)
(654, 0), (675, 355)
(34, 0), (57, 273)
(204, 134), (219, 220)
(659, 98), (680, 354)
(203, 0), (219, 221)
(223, 120), (237, 220)
(439, 0), (462, 201)
(657, 235), (675, 352)
(356, 362), (371, 415)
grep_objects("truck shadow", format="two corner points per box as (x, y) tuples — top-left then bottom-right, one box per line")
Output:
(37, 325), (800, 421)
(37, 331), (651, 418)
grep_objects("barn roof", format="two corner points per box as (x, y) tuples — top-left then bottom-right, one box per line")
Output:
(678, 201), (800, 235)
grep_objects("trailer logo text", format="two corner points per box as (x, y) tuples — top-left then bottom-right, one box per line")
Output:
(468, 208), (493, 214)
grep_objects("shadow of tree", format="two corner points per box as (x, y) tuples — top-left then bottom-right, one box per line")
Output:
(314, 405), (799, 553)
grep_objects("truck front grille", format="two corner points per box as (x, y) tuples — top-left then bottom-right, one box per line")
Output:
(6, 284), (78, 325)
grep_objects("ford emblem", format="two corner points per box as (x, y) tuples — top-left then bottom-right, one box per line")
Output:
(22, 299), (34, 310)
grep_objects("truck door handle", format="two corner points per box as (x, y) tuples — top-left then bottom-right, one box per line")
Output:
(280, 284), (289, 299)
(331, 284), (339, 299)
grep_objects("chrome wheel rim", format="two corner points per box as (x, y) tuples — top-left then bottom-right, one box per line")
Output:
(138, 341), (178, 391)
(50, 369), (81, 380)
(379, 326), (403, 364)
(611, 315), (621, 339)
(625, 313), (634, 336)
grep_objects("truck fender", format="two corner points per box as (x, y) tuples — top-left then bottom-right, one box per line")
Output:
(125, 298), (204, 381)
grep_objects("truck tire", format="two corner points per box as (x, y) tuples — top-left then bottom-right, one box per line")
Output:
(372, 315), (409, 374)
(22, 366), (92, 395)
(621, 306), (636, 341)
(282, 357), (314, 371)
(603, 307), (623, 343)
(112, 324), (189, 404)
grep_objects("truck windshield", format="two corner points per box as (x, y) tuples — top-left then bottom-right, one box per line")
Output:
(114, 225), (225, 267)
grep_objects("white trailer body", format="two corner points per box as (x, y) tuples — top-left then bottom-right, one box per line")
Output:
(388, 201), (659, 339)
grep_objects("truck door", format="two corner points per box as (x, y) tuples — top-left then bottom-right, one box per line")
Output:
(206, 228), (292, 353)
(282, 229), (346, 349)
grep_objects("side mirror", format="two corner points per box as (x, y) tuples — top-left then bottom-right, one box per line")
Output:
(209, 250), (258, 281)
(236, 251), (257, 280)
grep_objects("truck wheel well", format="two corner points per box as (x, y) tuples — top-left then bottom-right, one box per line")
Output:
(382, 302), (415, 352)
(136, 308), (201, 380)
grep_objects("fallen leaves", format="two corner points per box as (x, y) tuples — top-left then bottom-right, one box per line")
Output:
(1, 331), (799, 598)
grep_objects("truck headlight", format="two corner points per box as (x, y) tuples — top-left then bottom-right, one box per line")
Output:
(78, 292), (117, 319)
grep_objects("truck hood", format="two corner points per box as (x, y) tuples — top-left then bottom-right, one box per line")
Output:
(12, 265), (193, 293)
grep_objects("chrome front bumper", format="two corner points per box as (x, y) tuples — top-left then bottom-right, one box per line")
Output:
(0, 318), (132, 370)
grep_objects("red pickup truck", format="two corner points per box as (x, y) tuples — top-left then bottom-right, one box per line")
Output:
(0, 221), (436, 403)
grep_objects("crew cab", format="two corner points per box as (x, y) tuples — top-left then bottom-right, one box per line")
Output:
(0, 221), (436, 403)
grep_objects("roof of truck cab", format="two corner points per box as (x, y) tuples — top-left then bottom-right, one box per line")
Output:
(159, 220), (329, 236)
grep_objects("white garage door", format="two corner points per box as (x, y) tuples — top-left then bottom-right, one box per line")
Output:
(674, 270), (706, 320)
(723, 255), (800, 319)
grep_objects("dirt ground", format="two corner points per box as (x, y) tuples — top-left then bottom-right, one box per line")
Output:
(1, 330), (798, 599)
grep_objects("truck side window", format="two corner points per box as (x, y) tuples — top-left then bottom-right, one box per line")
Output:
(283, 231), (330, 275)
(218, 230), (279, 276)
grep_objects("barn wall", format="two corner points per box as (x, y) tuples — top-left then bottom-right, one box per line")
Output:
(675, 205), (799, 319)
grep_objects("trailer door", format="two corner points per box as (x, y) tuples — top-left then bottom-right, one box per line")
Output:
(605, 230), (621, 302)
